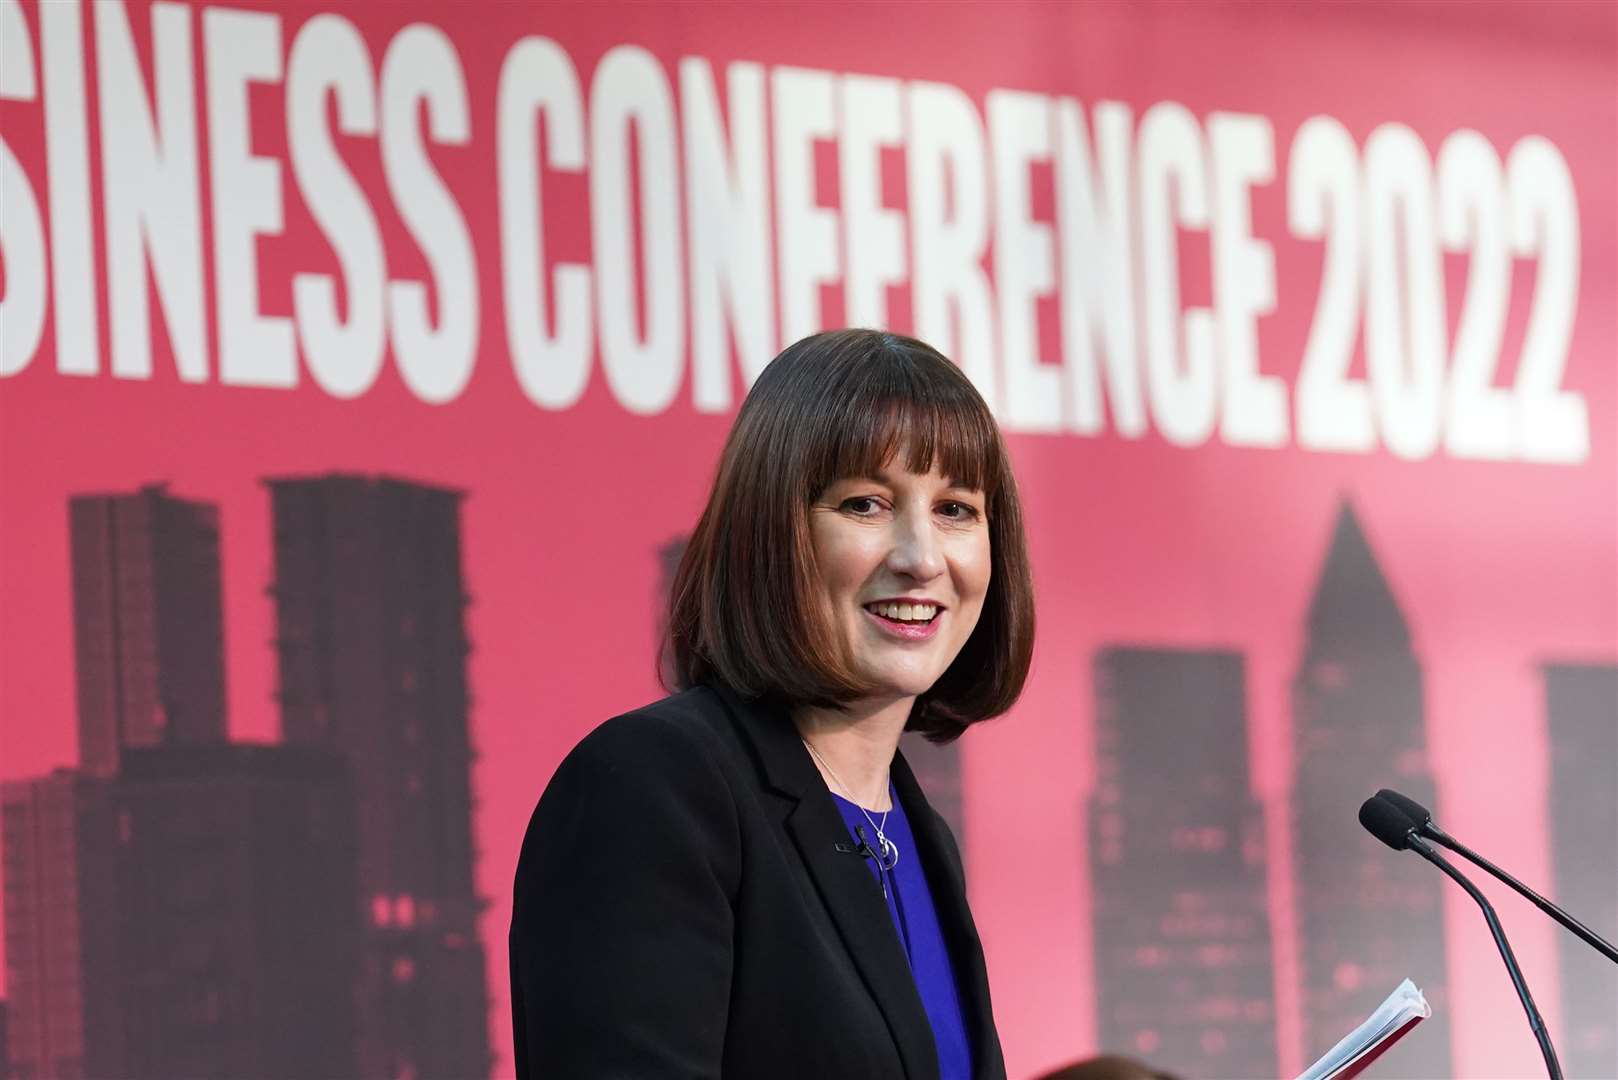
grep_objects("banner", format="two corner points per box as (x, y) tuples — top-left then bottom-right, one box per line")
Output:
(1, 2), (1613, 1077)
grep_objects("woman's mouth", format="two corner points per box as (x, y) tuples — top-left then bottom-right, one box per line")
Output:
(862, 601), (943, 640)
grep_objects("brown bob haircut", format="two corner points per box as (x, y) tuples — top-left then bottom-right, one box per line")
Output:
(663, 328), (1035, 741)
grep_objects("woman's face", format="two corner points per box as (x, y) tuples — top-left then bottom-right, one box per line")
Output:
(809, 453), (991, 703)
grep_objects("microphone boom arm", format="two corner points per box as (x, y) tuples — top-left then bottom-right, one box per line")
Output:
(1423, 824), (1618, 965)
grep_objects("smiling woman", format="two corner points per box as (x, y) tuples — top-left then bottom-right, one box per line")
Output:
(510, 329), (1036, 1080)
(667, 328), (1033, 736)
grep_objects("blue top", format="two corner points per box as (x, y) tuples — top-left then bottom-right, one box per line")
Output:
(831, 788), (973, 1080)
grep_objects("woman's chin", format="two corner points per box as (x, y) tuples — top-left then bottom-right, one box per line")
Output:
(855, 666), (944, 702)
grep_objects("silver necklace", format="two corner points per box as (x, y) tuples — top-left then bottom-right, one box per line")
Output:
(801, 738), (900, 871)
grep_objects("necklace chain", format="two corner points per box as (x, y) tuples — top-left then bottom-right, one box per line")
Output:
(800, 738), (900, 872)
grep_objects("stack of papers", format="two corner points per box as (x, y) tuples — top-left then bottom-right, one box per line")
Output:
(1295, 979), (1432, 1080)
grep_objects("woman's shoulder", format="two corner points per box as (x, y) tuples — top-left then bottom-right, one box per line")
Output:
(578, 684), (731, 751)
(514, 687), (746, 919)
(616, 683), (734, 729)
(550, 685), (740, 790)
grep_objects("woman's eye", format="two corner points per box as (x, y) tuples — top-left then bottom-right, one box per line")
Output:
(938, 501), (981, 521)
(842, 496), (882, 515)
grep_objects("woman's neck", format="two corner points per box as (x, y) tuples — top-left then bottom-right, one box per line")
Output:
(793, 695), (913, 811)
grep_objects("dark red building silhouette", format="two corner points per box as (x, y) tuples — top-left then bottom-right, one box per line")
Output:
(266, 475), (491, 1080)
(1543, 662), (1618, 1077)
(68, 485), (227, 775)
(1089, 646), (1278, 1079)
(1291, 503), (1451, 1077)
(1, 771), (120, 1079)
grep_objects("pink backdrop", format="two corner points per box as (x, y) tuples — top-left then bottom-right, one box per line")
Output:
(2, 2), (1614, 1077)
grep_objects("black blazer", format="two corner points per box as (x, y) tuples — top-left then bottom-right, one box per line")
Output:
(509, 683), (1006, 1079)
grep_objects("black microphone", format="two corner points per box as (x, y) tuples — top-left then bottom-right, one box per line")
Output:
(833, 837), (877, 860)
(1359, 794), (1563, 1080)
(1376, 788), (1618, 965)
(850, 826), (889, 900)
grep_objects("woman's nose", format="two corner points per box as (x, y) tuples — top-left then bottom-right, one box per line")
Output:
(885, 508), (945, 581)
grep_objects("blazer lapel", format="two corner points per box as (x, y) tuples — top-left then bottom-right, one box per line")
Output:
(713, 686), (940, 1080)
(892, 750), (1006, 1080)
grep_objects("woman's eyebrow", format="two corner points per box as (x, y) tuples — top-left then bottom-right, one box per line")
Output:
(856, 471), (981, 494)
(937, 475), (983, 493)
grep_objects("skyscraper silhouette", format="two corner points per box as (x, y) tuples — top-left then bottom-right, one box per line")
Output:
(1543, 662), (1618, 1078)
(1, 770), (121, 1080)
(1089, 647), (1278, 1079)
(266, 475), (490, 1080)
(68, 485), (227, 775)
(1291, 502), (1450, 1077)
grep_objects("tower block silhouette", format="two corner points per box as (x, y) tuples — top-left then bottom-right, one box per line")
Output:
(1291, 503), (1451, 1077)
(1090, 647), (1278, 1079)
(69, 485), (227, 775)
(267, 475), (490, 1080)
(1544, 662), (1618, 1078)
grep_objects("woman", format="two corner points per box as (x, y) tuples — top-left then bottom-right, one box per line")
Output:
(509, 329), (1035, 1079)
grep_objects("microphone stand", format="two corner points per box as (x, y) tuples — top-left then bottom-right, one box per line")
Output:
(1422, 824), (1618, 965)
(1406, 833), (1564, 1080)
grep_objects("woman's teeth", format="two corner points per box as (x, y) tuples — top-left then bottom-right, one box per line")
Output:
(867, 601), (938, 623)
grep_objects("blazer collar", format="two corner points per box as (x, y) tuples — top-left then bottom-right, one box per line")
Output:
(710, 684), (1002, 1080)
(709, 683), (820, 799)
(710, 684), (940, 1080)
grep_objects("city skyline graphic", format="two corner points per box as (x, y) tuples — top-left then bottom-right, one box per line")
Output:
(3, 480), (489, 1079)
(1083, 501), (1614, 1080)
(1, 485), (1612, 1078)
